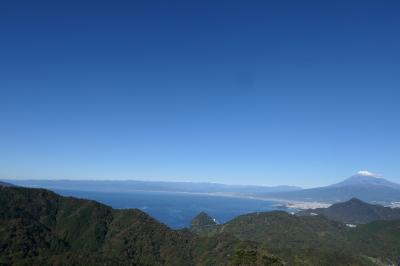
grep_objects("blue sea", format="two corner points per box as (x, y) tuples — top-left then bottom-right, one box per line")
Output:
(53, 189), (293, 229)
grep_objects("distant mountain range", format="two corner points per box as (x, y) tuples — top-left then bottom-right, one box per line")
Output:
(261, 171), (400, 204)
(2, 179), (301, 194)
(297, 198), (400, 224)
(3, 171), (400, 205)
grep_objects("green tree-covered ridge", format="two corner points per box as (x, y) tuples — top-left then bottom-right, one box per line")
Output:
(0, 186), (280, 265)
(297, 197), (400, 224)
(1, 184), (400, 265)
(190, 208), (400, 265)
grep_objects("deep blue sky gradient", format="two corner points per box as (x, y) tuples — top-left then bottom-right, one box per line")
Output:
(1, 0), (400, 187)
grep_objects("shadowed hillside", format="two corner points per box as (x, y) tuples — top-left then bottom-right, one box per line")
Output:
(0, 181), (14, 187)
(2, 185), (400, 266)
(297, 198), (400, 224)
(191, 210), (400, 265)
(0, 186), (281, 266)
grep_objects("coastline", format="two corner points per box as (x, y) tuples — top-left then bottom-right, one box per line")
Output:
(14, 183), (332, 211)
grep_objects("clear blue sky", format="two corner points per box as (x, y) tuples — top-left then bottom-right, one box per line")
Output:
(1, 1), (400, 187)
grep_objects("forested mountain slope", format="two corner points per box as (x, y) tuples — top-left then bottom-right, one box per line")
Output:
(0, 186), (280, 266)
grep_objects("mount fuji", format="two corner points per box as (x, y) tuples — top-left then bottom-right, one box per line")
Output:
(262, 171), (400, 204)
(331, 171), (400, 189)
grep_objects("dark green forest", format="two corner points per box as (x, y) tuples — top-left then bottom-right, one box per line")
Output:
(1, 186), (399, 265)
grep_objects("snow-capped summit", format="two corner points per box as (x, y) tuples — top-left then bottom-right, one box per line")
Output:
(262, 172), (400, 204)
(356, 170), (380, 177)
(331, 171), (400, 189)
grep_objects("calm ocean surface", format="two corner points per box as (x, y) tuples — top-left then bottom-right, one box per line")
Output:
(54, 189), (293, 229)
